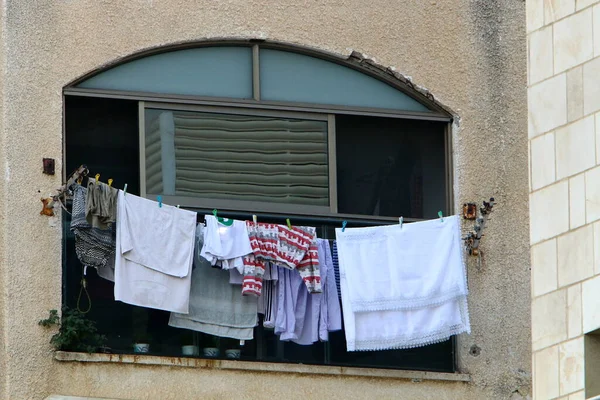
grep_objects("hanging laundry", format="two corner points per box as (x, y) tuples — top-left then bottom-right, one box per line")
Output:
(316, 239), (342, 342)
(169, 224), (258, 340)
(70, 183), (115, 281)
(229, 269), (243, 285)
(85, 180), (118, 230)
(274, 266), (307, 342)
(230, 263), (279, 329)
(274, 239), (342, 345)
(261, 279), (278, 329)
(114, 191), (196, 313)
(331, 241), (341, 298)
(242, 222), (321, 297)
(200, 214), (253, 272)
(335, 215), (470, 351)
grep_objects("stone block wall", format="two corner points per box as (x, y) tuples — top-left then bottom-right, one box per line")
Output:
(528, 1), (600, 398)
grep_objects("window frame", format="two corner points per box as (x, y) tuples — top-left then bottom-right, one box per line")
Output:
(61, 41), (458, 372)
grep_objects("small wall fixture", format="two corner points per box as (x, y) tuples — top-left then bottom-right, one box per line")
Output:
(463, 198), (496, 256)
(43, 158), (55, 175)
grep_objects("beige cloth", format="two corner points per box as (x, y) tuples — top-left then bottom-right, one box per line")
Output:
(85, 180), (118, 230)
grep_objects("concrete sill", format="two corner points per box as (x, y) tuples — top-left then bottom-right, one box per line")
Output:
(55, 351), (471, 383)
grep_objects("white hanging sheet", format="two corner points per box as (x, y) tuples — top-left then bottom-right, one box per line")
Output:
(114, 191), (196, 313)
(335, 215), (470, 351)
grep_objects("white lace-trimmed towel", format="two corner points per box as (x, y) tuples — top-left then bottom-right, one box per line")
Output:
(335, 215), (470, 351)
(115, 190), (196, 313)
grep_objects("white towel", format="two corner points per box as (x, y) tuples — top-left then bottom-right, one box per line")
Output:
(114, 191), (196, 313)
(340, 286), (469, 351)
(335, 215), (470, 351)
(336, 215), (467, 312)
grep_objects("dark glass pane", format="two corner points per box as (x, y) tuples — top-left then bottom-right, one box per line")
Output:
(336, 115), (446, 219)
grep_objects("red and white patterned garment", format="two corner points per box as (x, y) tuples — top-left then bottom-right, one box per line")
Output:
(242, 222), (321, 297)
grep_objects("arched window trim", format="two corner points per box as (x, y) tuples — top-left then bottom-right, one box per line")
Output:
(63, 40), (453, 122)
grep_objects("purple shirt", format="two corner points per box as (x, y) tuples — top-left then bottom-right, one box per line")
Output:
(275, 239), (342, 344)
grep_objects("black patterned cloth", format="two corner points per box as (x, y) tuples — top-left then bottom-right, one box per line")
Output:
(70, 184), (116, 281)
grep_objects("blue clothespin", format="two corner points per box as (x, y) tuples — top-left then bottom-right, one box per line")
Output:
(123, 183), (127, 196)
(342, 220), (347, 232)
(399, 216), (403, 228)
(157, 195), (162, 208)
(438, 211), (443, 222)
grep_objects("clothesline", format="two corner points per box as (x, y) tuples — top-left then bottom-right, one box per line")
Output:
(68, 180), (470, 354)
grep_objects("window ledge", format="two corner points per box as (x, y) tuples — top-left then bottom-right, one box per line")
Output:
(54, 351), (471, 383)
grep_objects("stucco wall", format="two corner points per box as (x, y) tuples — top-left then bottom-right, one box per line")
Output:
(0, 1), (529, 399)
(527, 0), (600, 399)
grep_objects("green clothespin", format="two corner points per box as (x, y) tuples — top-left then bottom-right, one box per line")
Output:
(286, 218), (292, 229)
(438, 211), (444, 222)
(213, 208), (233, 226)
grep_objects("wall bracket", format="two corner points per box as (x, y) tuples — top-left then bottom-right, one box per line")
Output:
(463, 198), (496, 256)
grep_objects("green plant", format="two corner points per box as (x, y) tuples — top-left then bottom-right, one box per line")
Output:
(39, 307), (106, 353)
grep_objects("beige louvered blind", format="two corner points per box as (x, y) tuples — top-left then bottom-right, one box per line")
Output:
(144, 109), (329, 207)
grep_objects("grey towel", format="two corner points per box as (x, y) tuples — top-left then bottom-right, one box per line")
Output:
(169, 224), (258, 340)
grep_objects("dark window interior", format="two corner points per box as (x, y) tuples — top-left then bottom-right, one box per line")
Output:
(63, 95), (454, 372)
(336, 115), (446, 219)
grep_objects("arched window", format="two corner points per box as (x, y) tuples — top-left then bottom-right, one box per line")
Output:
(63, 42), (455, 372)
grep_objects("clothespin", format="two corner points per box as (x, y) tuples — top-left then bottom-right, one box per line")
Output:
(438, 211), (444, 222)
(213, 208), (233, 226)
(286, 218), (292, 229)
(240, 340), (245, 346)
(252, 214), (257, 223)
(77, 176), (83, 185)
(108, 178), (113, 187)
(342, 220), (347, 232)
(95, 173), (100, 183)
(157, 195), (163, 208)
(399, 216), (404, 228)
(123, 183), (127, 196)
(176, 205), (180, 208)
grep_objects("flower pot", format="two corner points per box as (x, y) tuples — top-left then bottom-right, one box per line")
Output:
(133, 343), (150, 353)
(203, 347), (220, 358)
(225, 349), (241, 359)
(182, 345), (199, 356)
